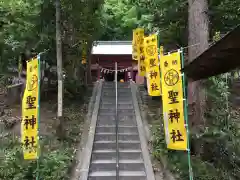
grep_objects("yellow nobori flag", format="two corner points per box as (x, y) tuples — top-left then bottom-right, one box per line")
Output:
(132, 29), (138, 60)
(144, 34), (161, 96)
(132, 28), (144, 61)
(21, 57), (40, 160)
(160, 51), (187, 150)
(82, 55), (86, 64)
(137, 31), (146, 76)
(82, 45), (87, 64)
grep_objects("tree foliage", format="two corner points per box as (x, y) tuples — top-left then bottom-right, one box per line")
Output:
(100, 0), (240, 46)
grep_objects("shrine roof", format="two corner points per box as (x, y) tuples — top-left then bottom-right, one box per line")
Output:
(182, 25), (240, 81)
(91, 41), (132, 55)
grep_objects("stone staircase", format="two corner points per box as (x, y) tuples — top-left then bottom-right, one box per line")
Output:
(87, 82), (150, 180)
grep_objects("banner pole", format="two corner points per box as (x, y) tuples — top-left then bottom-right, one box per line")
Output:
(157, 34), (161, 79)
(180, 48), (193, 180)
(159, 46), (163, 96)
(36, 54), (41, 180)
(36, 160), (39, 180)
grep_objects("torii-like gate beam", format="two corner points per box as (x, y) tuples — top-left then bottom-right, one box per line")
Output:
(182, 25), (240, 81)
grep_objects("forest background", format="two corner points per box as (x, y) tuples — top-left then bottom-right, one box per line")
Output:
(0, 0), (240, 180)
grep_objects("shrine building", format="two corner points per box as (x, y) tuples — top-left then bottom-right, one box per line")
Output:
(90, 41), (144, 84)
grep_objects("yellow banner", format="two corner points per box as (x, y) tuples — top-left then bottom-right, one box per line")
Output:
(132, 28), (144, 60)
(21, 57), (40, 160)
(82, 56), (86, 64)
(82, 45), (87, 64)
(138, 33), (146, 76)
(132, 29), (138, 60)
(133, 28), (145, 76)
(160, 51), (187, 150)
(144, 34), (161, 96)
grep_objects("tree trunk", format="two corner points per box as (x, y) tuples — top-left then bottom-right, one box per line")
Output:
(188, 0), (209, 153)
(56, 0), (64, 139)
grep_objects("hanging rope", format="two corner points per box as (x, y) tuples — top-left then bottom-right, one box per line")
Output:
(100, 66), (132, 74)
(161, 40), (218, 55)
(162, 42), (201, 55)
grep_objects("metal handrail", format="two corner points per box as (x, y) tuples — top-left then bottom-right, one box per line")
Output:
(115, 62), (119, 180)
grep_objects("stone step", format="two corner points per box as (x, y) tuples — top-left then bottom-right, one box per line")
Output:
(102, 90), (131, 94)
(98, 115), (135, 121)
(102, 95), (132, 99)
(102, 87), (130, 91)
(97, 119), (136, 126)
(103, 82), (129, 84)
(94, 133), (139, 141)
(88, 171), (146, 180)
(90, 160), (145, 172)
(101, 101), (133, 105)
(98, 108), (116, 113)
(102, 86), (130, 89)
(93, 141), (141, 151)
(102, 92), (132, 96)
(91, 150), (142, 161)
(98, 111), (135, 116)
(99, 108), (135, 111)
(100, 101), (116, 105)
(102, 96), (133, 101)
(95, 126), (138, 134)
(100, 104), (134, 109)
(117, 109), (135, 113)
